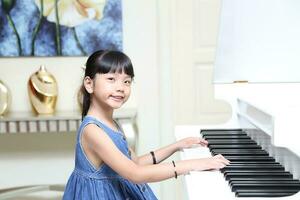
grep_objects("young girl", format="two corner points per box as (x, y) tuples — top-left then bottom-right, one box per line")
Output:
(62, 50), (230, 200)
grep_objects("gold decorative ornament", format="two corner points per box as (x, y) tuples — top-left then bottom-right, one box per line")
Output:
(0, 80), (11, 115)
(28, 65), (58, 114)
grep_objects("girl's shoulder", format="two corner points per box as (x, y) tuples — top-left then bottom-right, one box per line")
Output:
(80, 115), (114, 135)
(81, 115), (103, 127)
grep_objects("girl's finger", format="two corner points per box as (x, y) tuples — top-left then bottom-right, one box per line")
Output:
(199, 139), (208, 146)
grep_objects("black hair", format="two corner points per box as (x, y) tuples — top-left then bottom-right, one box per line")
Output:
(81, 50), (134, 119)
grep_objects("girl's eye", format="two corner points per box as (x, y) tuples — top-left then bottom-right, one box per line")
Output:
(124, 80), (132, 85)
(107, 77), (115, 81)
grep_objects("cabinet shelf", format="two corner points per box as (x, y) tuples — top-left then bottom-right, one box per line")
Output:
(0, 109), (137, 134)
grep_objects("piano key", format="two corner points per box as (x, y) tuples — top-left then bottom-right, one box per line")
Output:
(225, 171), (291, 175)
(204, 136), (252, 140)
(221, 164), (285, 171)
(224, 170), (289, 176)
(225, 172), (292, 180)
(209, 144), (262, 149)
(227, 163), (282, 167)
(206, 138), (254, 141)
(223, 163), (284, 167)
(212, 149), (269, 154)
(236, 192), (298, 197)
(202, 133), (247, 137)
(236, 189), (300, 193)
(212, 149), (268, 152)
(201, 129), (244, 134)
(205, 132), (251, 139)
(224, 156), (275, 162)
(212, 151), (269, 156)
(228, 161), (280, 164)
(203, 135), (251, 139)
(229, 177), (296, 181)
(207, 140), (257, 145)
(230, 180), (300, 186)
(205, 136), (254, 142)
(231, 182), (300, 192)
(202, 131), (247, 136)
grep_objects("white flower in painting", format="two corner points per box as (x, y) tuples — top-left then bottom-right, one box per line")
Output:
(34, 0), (106, 27)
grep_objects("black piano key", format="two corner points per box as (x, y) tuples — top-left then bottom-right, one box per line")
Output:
(212, 151), (269, 156)
(235, 188), (300, 195)
(236, 188), (300, 192)
(223, 163), (284, 168)
(202, 133), (246, 137)
(212, 149), (268, 152)
(224, 156), (275, 162)
(207, 140), (257, 145)
(202, 131), (247, 137)
(236, 192), (298, 197)
(206, 138), (254, 141)
(207, 138), (254, 141)
(229, 177), (296, 181)
(228, 161), (280, 164)
(224, 170), (289, 176)
(201, 129), (244, 136)
(205, 137), (251, 140)
(221, 164), (285, 172)
(227, 163), (282, 167)
(230, 180), (300, 186)
(209, 144), (262, 149)
(201, 128), (243, 132)
(236, 188), (300, 193)
(212, 149), (269, 154)
(231, 182), (300, 192)
(225, 172), (292, 180)
(203, 135), (251, 139)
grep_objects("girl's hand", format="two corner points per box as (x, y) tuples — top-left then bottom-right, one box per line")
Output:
(193, 154), (230, 171)
(176, 137), (208, 151)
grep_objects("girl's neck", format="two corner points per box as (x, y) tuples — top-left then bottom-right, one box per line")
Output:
(87, 102), (114, 124)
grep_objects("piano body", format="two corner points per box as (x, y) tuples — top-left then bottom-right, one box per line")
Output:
(175, 0), (300, 199)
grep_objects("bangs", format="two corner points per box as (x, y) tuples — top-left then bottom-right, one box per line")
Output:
(95, 51), (134, 78)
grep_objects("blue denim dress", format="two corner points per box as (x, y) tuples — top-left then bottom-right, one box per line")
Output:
(63, 116), (158, 200)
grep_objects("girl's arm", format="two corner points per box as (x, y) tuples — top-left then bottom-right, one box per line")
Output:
(83, 124), (229, 184)
(131, 137), (208, 165)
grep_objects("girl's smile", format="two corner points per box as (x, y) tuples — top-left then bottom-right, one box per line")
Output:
(109, 95), (125, 102)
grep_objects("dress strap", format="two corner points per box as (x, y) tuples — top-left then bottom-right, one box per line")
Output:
(78, 116), (112, 140)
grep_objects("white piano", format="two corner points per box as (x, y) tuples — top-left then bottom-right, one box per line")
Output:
(175, 0), (300, 199)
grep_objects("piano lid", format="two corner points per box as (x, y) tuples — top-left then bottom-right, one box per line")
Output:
(212, 0), (300, 156)
(214, 0), (300, 83)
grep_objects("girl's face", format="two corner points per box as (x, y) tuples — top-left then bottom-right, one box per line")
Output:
(89, 72), (132, 110)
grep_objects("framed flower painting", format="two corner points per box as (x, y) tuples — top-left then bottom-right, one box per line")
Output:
(0, 0), (122, 56)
